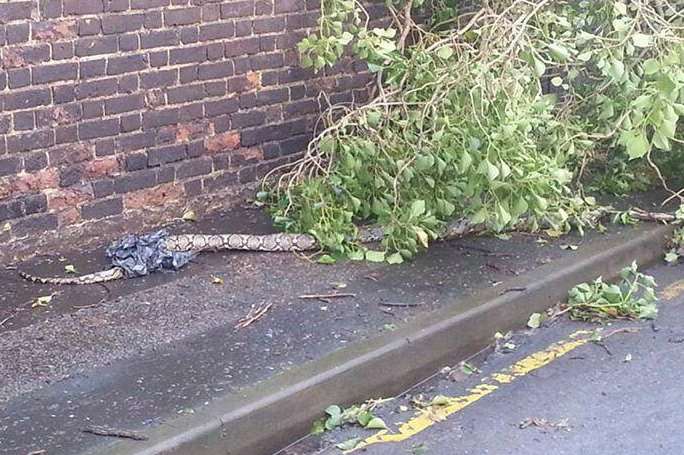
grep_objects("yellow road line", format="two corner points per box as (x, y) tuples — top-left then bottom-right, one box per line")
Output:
(348, 330), (593, 453)
(661, 279), (684, 301)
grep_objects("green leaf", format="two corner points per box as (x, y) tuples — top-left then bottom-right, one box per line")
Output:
(365, 417), (387, 429)
(386, 252), (404, 264)
(621, 129), (649, 159)
(365, 250), (386, 262)
(527, 312), (543, 329)
(317, 255), (337, 265)
(437, 46), (454, 60)
(336, 438), (362, 451)
(665, 251), (680, 264)
(643, 59), (660, 75)
(410, 199), (426, 218)
(632, 33), (652, 48)
(548, 43), (570, 62)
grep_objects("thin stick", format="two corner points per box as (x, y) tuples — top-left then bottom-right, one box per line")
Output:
(0, 314), (14, 327)
(379, 301), (424, 307)
(235, 302), (273, 329)
(83, 426), (148, 441)
(298, 293), (356, 300)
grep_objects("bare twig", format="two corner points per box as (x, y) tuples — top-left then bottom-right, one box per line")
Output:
(83, 425), (148, 441)
(235, 302), (273, 329)
(0, 314), (14, 327)
(298, 293), (356, 300)
(379, 301), (424, 307)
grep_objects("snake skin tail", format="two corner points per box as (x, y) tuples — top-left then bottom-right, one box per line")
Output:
(19, 267), (126, 285)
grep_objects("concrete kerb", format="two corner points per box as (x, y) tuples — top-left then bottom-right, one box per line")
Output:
(88, 223), (673, 455)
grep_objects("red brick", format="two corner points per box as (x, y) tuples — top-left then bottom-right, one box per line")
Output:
(205, 132), (240, 153)
(84, 156), (120, 179)
(123, 182), (183, 209)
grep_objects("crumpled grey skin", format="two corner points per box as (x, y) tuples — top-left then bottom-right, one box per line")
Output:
(105, 230), (196, 278)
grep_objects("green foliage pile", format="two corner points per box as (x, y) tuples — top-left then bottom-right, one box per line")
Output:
(567, 261), (658, 321)
(263, 0), (684, 262)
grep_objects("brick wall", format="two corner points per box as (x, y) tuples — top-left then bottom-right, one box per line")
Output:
(0, 0), (382, 262)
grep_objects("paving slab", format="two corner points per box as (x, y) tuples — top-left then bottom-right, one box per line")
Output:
(0, 191), (676, 455)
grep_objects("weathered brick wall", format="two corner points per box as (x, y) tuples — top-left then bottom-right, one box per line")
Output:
(0, 0), (380, 262)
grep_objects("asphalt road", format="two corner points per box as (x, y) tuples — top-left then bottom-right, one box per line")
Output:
(287, 262), (684, 455)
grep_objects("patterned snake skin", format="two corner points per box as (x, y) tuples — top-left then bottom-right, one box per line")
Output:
(19, 227), (388, 285)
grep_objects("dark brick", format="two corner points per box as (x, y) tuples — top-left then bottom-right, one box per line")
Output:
(290, 84), (306, 100)
(76, 78), (118, 99)
(107, 54), (147, 75)
(78, 17), (101, 36)
(6, 130), (54, 153)
(250, 52), (283, 70)
(256, 87), (288, 106)
(169, 45), (207, 64)
(23, 193), (48, 215)
(81, 197), (123, 219)
(253, 17), (285, 34)
(93, 179), (116, 197)
(201, 4), (220, 21)
(241, 118), (306, 146)
(105, 94), (144, 115)
(205, 80), (226, 96)
(4, 88), (51, 111)
(24, 151), (49, 172)
(148, 51), (168, 67)
(118, 74), (139, 93)
(140, 29), (178, 49)
(0, 72), (5, 90)
(35, 103), (81, 128)
(132, 0), (169, 8)
(148, 143), (186, 166)
(207, 43), (224, 60)
(6, 23), (30, 45)
(144, 10), (163, 28)
(184, 178), (203, 196)
(0, 199), (24, 222)
(121, 113), (142, 132)
(104, 0), (129, 12)
(32, 62), (78, 84)
(102, 14), (145, 34)
(187, 140), (205, 158)
(167, 84), (205, 104)
(180, 26), (199, 44)
(164, 7), (201, 26)
(52, 42), (75, 60)
(0, 155), (22, 177)
(220, 1), (253, 18)
(119, 34), (140, 51)
(239, 92), (257, 109)
(230, 110), (265, 128)
(179, 103), (203, 121)
(204, 97), (239, 117)
(8, 68), (30, 89)
(179, 65), (198, 83)
(95, 138), (116, 156)
(79, 59), (106, 79)
(260, 35), (276, 52)
(176, 158), (212, 179)
(234, 19), (252, 37)
(82, 99), (104, 119)
(78, 118), (119, 140)
(39, 0), (63, 19)
(13, 213), (59, 235)
(13, 111), (34, 130)
(142, 108), (179, 129)
(64, 0), (104, 15)
(156, 165), (175, 183)
(113, 169), (156, 192)
(125, 152), (148, 171)
(0, 2), (33, 24)
(232, 56), (251, 74)
(0, 115), (10, 134)
(199, 22), (234, 42)
(141, 69), (177, 88)
(255, 0), (272, 14)
(75, 36), (118, 57)
(280, 133), (311, 155)
(274, 0), (304, 13)
(197, 61), (233, 81)
(56, 125), (79, 144)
